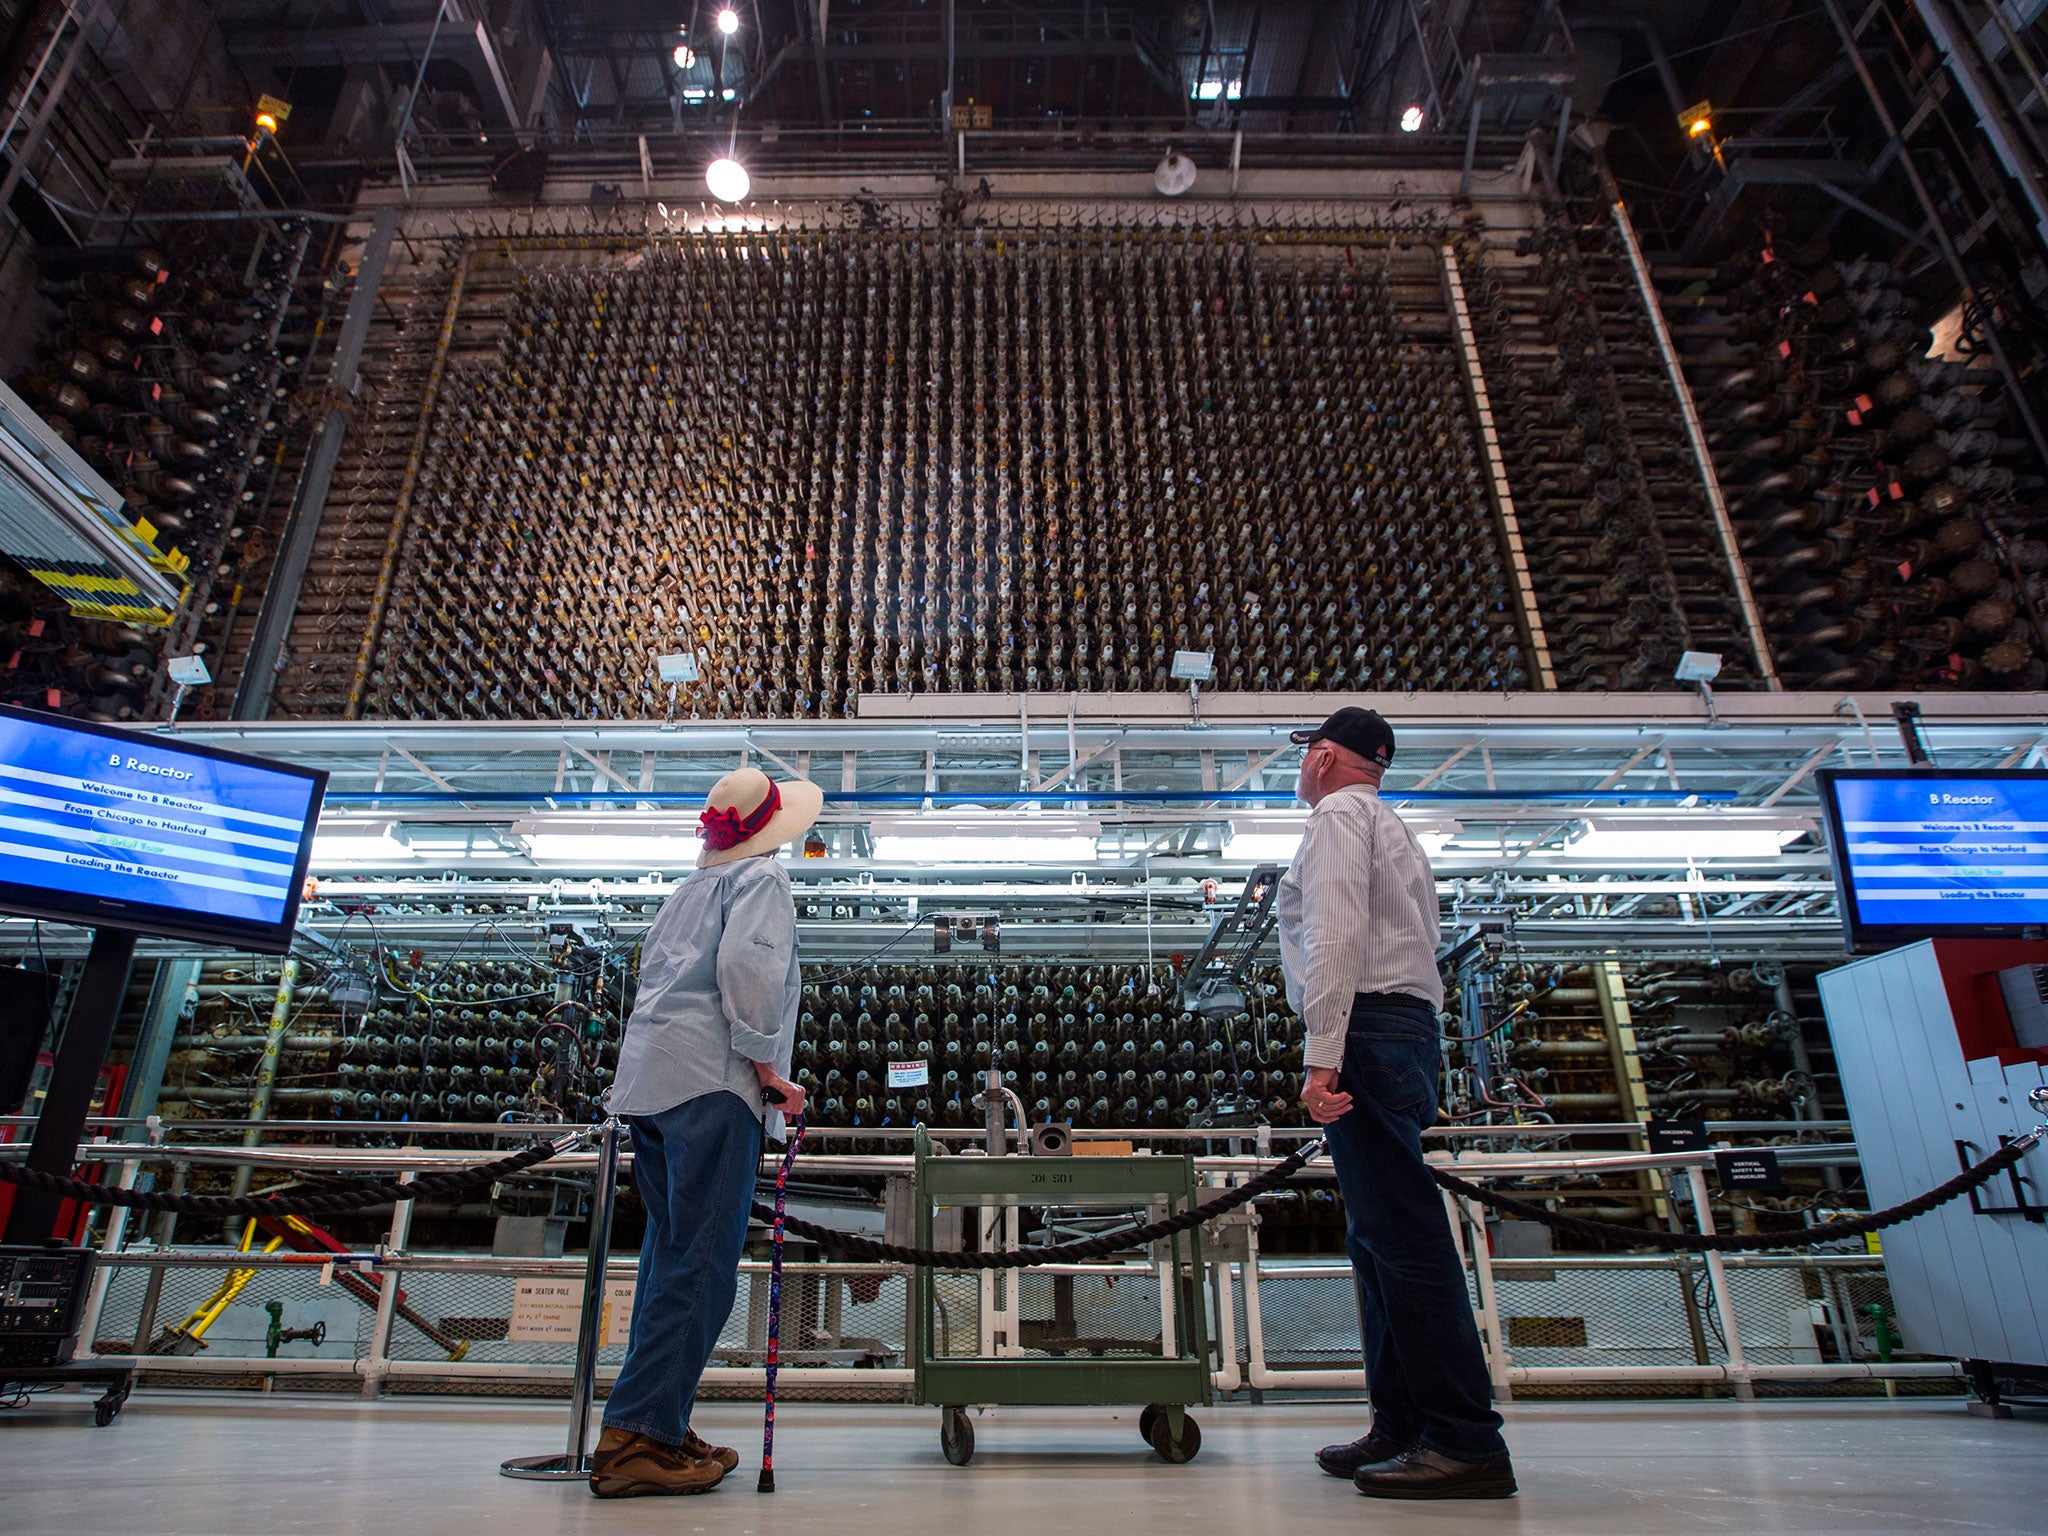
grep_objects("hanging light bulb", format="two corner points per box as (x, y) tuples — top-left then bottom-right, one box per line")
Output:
(1400, 105), (1424, 132)
(707, 156), (750, 202)
(717, 7), (739, 34)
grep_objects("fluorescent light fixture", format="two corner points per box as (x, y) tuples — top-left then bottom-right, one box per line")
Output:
(1224, 832), (1302, 862)
(871, 815), (1100, 865)
(309, 823), (414, 867)
(1558, 816), (1813, 862)
(1228, 815), (1461, 863)
(1191, 78), (1242, 101)
(390, 823), (526, 858)
(707, 156), (750, 202)
(1400, 104), (1425, 132)
(509, 818), (701, 868)
(525, 833), (702, 866)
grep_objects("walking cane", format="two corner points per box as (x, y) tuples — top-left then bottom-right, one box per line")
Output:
(759, 1109), (806, 1492)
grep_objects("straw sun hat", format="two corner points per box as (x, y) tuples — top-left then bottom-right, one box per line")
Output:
(696, 766), (825, 868)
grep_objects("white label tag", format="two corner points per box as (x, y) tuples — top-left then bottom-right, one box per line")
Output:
(601, 1278), (636, 1347)
(887, 1060), (929, 1088)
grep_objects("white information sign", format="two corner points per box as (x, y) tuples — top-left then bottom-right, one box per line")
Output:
(507, 1276), (637, 1346)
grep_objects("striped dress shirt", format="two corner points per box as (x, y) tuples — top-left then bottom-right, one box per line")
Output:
(1277, 783), (1445, 1071)
(610, 856), (800, 1140)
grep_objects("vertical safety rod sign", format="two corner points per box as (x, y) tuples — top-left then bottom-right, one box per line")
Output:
(233, 207), (400, 720)
(1604, 200), (1782, 690)
(1438, 241), (1557, 689)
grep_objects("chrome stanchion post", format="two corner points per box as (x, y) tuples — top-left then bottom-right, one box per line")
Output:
(502, 1115), (621, 1481)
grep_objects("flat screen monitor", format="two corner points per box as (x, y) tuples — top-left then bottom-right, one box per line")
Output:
(1817, 768), (2048, 951)
(0, 707), (327, 953)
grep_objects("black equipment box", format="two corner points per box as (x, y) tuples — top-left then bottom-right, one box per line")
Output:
(0, 1244), (95, 1367)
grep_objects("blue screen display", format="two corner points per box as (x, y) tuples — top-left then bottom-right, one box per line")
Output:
(1832, 774), (2048, 931)
(0, 714), (317, 931)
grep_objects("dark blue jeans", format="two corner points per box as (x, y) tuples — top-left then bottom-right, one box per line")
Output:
(603, 1089), (764, 1446)
(1324, 996), (1508, 1463)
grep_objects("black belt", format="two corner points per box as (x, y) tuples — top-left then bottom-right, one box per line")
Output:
(1353, 990), (1435, 1011)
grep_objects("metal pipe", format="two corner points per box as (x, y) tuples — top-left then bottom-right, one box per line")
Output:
(232, 956), (298, 1200)
(362, 1170), (416, 1399)
(500, 1115), (618, 1481)
(1687, 1164), (1753, 1401)
(346, 249), (468, 718)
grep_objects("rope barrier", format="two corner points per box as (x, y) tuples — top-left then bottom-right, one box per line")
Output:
(5, 1119), (2040, 1261)
(0, 1132), (582, 1218)
(750, 1125), (2046, 1267)
(749, 1137), (1326, 1267)
(1429, 1131), (2043, 1252)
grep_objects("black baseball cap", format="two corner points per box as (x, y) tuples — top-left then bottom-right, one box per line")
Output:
(1290, 707), (1396, 768)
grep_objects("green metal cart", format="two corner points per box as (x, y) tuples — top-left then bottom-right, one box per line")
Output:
(910, 1127), (1210, 1465)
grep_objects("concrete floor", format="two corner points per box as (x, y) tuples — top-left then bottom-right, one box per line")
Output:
(1, 1391), (2042, 1536)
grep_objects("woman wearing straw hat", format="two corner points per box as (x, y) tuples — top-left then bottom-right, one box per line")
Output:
(589, 766), (824, 1499)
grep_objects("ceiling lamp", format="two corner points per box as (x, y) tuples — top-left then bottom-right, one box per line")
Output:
(673, 43), (695, 69)
(1153, 147), (1197, 197)
(1400, 104), (1424, 132)
(706, 156), (750, 202)
(717, 7), (739, 34)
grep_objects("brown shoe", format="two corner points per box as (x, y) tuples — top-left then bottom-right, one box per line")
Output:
(589, 1426), (726, 1498)
(684, 1428), (740, 1473)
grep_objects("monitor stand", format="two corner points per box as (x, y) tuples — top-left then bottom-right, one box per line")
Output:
(3, 927), (138, 1244)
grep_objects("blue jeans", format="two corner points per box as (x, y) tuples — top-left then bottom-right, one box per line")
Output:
(603, 1090), (764, 1446)
(1323, 996), (1508, 1463)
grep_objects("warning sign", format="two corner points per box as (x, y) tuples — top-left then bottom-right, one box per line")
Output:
(887, 1060), (929, 1088)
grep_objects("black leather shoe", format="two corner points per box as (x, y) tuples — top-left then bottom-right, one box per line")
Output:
(1316, 1433), (1414, 1478)
(1352, 1447), (1517, 1500)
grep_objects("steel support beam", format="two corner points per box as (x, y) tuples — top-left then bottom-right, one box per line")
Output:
(233, 208), (398, 721)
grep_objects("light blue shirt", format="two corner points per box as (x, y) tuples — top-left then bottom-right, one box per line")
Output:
(609, 856), (800, 1141)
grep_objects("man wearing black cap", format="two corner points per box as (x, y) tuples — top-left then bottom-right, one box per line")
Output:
(1279, 707), (1515, 1500)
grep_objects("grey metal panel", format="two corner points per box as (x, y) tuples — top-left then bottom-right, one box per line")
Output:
(1818, 958), (1921, 1328)
(1890, 946), (2013, 1362)
(1967, 1069), (2047, 1358)
(1820, 941), (2048, 1364)
(1819, 947), (1972, 1357)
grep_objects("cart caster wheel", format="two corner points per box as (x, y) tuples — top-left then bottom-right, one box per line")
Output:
(1148, 1410), (1199, 1464)
(1138, 1404), (1162, 1445)
(94, 1401), (119, 1427)
(940, 1407), (975, 1466)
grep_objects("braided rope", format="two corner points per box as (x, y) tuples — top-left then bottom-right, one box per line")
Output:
(749, 1128), (2045, 1267)
(749, 1137), (1325, 1267)
(0, 1134), (579, 1217)
(1429, 1132), (2042, 1252)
